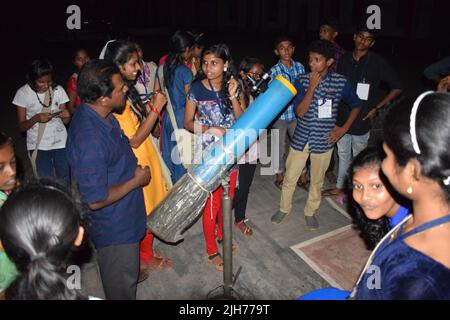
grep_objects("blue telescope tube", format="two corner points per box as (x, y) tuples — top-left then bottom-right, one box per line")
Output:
(147, 76), (296, 242)
(192, 75), (297, 186)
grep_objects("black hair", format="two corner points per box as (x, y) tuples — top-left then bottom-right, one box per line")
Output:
(104, 40), (147, 122)
(197, 43), (238, 107)
(320, 17), (340, 33)
(164, 30), (194, 89)
(347, 146), (391, 249)
(0, 179), (87, 300)
(26, 59), (56, 92)
(77, 59), (120, 104)
(239, 57), (264, 74)
(384, 93), (450, 201)
(0, 132), (13, 149)
(274, 35), (295, 49)
(307, 39), (335, 61)
(187, 31), (205, 49)
(355, 23), (378, 39)
(239, 56), (265, 105)
(72, 48), (89, 62)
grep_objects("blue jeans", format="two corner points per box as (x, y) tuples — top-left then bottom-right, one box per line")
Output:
(31, 148), (70, 186)
(336, 133), (370, 189)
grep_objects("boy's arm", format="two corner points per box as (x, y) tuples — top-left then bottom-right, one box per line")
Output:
(327, 80), (361, 144)
(364, 57), (403, 120)
(363, 88), (401, 120)
(327, 109), (360, 144)
(296, 72), (321, 117)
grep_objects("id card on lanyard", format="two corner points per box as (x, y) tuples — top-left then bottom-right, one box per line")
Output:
(318, 98), (333, 119)
(356, 53), (371, 101)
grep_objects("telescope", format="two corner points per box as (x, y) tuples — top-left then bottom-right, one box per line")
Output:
(147, 75), (297, 243)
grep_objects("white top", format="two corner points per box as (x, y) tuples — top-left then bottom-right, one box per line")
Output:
(12, 84), (69, 151)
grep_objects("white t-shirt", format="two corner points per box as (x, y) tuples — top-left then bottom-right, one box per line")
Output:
(12, 84), (69, 151)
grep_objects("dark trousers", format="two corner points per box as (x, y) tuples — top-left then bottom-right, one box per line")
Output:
(96, 242), (140, 300)
(30, 149), (70, 185)
(233, 163), (257, 222)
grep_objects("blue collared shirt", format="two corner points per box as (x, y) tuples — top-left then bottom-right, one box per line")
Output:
(270, 60), (305, 121)
(291, 72), (361, 154)
(67, 104), (146, 249)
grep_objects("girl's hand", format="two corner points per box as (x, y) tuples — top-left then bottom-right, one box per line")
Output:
(34, 113), (52, 123)
(59, 108), (70, 120)
(227, 76), (239, 97)
(151, 91), (167, 112)
(208, 126), (226, 138)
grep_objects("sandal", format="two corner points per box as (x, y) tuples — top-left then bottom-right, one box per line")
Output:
(141, 255), (173, 271)
(217, 239), (237, 255)
(205, 253), (223, 272)
(234, 220), (253, 236)
(138, 269), (149, 283)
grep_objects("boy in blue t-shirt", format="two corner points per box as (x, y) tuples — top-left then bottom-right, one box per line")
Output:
(271, 40), (361, 229)
(269, 35), (305, 188)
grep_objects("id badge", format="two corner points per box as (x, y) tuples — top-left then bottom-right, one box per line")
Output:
(357, 82), (370, 100)
(318, 98), (332, 119)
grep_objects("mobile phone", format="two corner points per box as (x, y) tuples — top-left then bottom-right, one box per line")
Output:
(51, 111), (62, 118)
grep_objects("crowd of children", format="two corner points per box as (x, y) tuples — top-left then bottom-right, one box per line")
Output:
(1, 21), (450, 300)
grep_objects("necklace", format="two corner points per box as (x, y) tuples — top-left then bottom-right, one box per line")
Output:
(35, 89), (53, 108)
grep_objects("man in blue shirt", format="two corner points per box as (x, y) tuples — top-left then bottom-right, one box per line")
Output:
(271, 40), (361, 229)
(67, 59), (150, 299)
(269, 35), (305, 188)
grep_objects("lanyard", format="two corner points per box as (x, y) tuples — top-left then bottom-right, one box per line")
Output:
(207, 79), (224, 109)
(396, 213), (450, 241)
(357, 52), (371, 83)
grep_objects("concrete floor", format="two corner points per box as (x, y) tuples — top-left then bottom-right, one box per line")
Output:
(78, 159), (352, 300)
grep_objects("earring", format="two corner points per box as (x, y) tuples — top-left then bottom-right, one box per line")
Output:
(224, 67), (227, 72)
(407, 186), (413, 194)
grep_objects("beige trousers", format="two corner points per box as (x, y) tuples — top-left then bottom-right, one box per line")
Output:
(279, 145), (333, 217)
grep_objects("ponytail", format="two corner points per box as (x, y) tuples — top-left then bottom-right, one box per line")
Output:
(7, 255), (85, 300)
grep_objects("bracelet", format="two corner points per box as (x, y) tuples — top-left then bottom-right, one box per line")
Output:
(229, 93), (238, 101)
(150, 106), (160, 116)
(147, 101), (160, 116)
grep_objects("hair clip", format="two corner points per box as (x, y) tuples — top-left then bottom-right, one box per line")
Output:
(410, 91), (433, 155)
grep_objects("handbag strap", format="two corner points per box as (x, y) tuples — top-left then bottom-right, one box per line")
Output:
(146, 61), (157, 99)
(30, 87), (53, 177)
(158, 64), (179, 132)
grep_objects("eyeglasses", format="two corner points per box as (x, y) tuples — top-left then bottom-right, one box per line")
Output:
(247, 72), (262, 80)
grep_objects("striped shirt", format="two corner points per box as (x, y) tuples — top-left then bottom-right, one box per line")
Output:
(291, 72), (361, 153)
(270, 60), (305, 121)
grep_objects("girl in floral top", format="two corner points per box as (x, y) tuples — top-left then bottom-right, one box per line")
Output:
(184, 44), (245, 271)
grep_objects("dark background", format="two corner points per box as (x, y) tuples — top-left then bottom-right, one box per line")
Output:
(0, 0), (449, 175)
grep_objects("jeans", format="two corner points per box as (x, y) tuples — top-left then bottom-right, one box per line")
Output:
(336, 133), (370, 189)
(31, 148), (70, 186)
